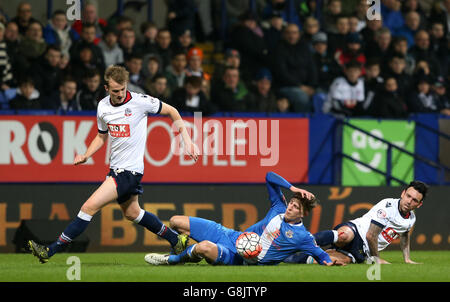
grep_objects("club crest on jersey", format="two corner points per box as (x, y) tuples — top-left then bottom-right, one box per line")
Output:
(285, 230), (293, 238)
(377, 209), (387, 219)
(124, 108), (132, 117)
(107, 123), (130, 137)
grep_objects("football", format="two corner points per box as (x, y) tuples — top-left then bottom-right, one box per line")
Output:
(235, 232), (262, 260)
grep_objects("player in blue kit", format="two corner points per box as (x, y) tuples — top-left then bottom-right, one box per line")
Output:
(144, 171), (344, 266)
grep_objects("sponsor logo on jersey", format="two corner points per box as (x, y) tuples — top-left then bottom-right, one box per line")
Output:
(381, 227), (399, 243)
(107, 124), (130, 137)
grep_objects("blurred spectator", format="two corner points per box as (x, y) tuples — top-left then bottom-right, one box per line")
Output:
(311, 32), (342, 92)
(98, 28), (124, 67)
(11, 2), (38, 36)
(323, 60), (366, 117)
(43, 10), (79, 59)
(146, 73), (170, 101)
(429, 0), (450, 35)
(298, 0), (319, 22)
(142, 54), (162, 86)
(364, 58), (384, 109)
(31, 45), (63, 97)
(212, 48), (240, 86)
(394, 11), (421, 47)
(302, 16), (321, 48)
(373, 76), (408, 118)
(70, 23), (106, 73)
(186, 47), (211, 82)
(360, 12), (383, 51)
(69, 46), (98, 85)
(167, 0), (197, 39)
(245, 68), (277, 112)
(274, 23), (317, 112)
(76, 68), (105, 110)
(407, 75), (447, 114)
(113, 15), (134, 33)
(0, 22), (14, 90)
(172, 29), (194, 53)
(365, 27), (392, 68)
(71, 2), (107, 45)
(335, 33), (366, 75)
(349, 14), (363, 34)
(139, 21), (158, 54)
(4, 21), (20, 76)
(276, 96), (290, 113)
(380, 0), (404, 33)
(44, 77), (79, 113)
(391, 36), (415, 74)
(170, 75), (215, 115)
(229, 11), (269, 84)
(431, 76), (450, 115)
(327, 14), (350, 54)
(262, 11), (285, 56)
(125, 53), (145, 91)
(383, 53), (412, 98)
(353, 0), (370, 31)
(119, 28), (141, 61)
(261, 0), (301, 29)
(17, 21), (46, 74)
(9, 76), (42, 110)
(401, 0), (428, 29)
(429, 21), (448, 78)
(408, 30), (441, 77)
(211, 66), (249, 112)
(164, 51), (187, 93)
(323, 0), (343, 34)
(155, 28), (173, 70)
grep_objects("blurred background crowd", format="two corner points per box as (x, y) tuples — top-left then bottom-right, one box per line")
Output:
(0, 0), (449, 118)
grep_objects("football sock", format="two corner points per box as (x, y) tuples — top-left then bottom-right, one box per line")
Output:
(284, 252), (311, 264)
(134, 209), (179, 247)
(313, 230), (338, 246)
(47, 211), (92, 257)
(168, 244), (201, 264)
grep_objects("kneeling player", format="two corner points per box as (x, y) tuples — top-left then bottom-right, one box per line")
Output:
(285, 181), (428, 264)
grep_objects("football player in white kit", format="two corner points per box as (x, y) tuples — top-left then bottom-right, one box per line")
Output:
(285, 181), (428, 265)
(29, 65), (199, 263)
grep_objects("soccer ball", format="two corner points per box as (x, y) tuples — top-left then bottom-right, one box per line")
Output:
(235, 232), (262, 260)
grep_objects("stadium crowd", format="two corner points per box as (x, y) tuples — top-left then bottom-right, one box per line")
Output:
(0, 0), (449, 117)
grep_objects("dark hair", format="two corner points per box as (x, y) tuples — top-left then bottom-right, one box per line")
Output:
(291, 192), (318, 214)
(184, 76), (202, 88)
(406, 181), (429, 201)
(52, 9), (66, 18)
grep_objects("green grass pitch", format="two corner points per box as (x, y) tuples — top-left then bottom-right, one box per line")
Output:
(0, 251), (449, 282)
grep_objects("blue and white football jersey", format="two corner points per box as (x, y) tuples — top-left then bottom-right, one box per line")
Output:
(245, 172), (331, 265)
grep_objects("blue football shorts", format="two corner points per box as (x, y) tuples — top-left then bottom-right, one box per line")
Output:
(107, 169), (143, 204)
(189, 217), (244, 265)
(332, 222), (367, 263)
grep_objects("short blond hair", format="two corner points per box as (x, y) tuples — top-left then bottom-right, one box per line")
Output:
(104, 65), (129, 86)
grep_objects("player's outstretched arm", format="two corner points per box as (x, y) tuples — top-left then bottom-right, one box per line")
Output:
(366, 222), (390, 264)
(159, 102), (199, 161)
(74, 132), (108, 165)
(400, 231), (421, 264)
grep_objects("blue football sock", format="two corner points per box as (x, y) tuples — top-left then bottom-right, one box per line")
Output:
(313, 230), (338, 246)
(134, 210), (179, 247)
(168, 244), (199, 264)
(47, 211), (92, 257)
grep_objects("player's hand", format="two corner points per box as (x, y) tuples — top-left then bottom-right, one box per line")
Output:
(323, 260), (346, 266)
(185, 141), (199, 162)
(74, 154), (87, 165)
(290, 186), (315, 200)
(404, 259), (421, 264)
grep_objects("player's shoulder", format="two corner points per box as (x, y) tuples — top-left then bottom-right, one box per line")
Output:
(97, 95), (110, 111)
(373, 198), (398, 217)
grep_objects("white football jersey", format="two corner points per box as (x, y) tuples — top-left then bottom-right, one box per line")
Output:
(97, 90), (162, 174)
(351, 198), (416, 254)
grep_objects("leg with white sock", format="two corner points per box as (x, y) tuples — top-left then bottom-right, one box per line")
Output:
(121, 196), (180, 248)
(47, 177), (118, 258)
